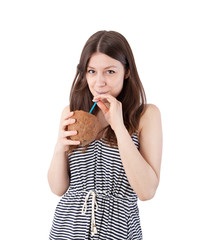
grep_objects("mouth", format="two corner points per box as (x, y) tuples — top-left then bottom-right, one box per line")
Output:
(96, 91), (108, 94)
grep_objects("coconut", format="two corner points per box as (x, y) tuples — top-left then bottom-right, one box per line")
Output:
(67, 110), (101, 146)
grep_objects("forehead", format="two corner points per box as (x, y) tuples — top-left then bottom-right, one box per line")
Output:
(88, 52), (123, 68)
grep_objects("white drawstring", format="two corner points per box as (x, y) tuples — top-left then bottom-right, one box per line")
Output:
(81, 190), (98, 236)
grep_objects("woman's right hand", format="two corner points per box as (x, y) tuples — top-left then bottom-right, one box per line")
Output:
(56, 109), (80, 152)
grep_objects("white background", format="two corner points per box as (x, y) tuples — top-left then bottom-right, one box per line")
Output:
(0, 0), (207, 239)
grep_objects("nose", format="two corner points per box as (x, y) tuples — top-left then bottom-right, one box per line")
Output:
(96, 73), (106, 87)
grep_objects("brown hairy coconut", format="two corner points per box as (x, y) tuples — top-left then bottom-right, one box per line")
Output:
(67, 110), (101, 146)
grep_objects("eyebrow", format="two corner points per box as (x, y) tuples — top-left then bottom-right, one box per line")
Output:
(87, 65), (118, 69)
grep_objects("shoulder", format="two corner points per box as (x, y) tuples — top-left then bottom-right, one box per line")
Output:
(60, 105), (70, 119)
(63, 105), (70, 114)
(143, 103), (161, 118)
(138, 104), (161, 133)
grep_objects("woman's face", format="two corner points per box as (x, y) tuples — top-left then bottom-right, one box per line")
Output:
(86, 52), (126, 101)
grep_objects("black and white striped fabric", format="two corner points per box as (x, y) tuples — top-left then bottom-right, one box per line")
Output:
(49, 133), (143, 240)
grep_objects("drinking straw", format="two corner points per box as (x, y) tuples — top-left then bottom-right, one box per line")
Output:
(89, 93), (101, 114)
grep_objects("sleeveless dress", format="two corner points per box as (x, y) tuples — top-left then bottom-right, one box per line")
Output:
(49, 133), (143, 240)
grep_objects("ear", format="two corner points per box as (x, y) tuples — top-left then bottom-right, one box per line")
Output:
(124, 69), (130, 79)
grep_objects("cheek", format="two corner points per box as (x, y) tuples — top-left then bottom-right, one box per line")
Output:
(86, 76), (90, 84)
(87, 79), (96, 93)
(86, 78), (93, 87)
(114, 75), (124, 87)
(112, 77), (124, 94)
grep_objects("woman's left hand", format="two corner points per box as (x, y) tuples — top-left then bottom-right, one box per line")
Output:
(93, 94), (125, 132)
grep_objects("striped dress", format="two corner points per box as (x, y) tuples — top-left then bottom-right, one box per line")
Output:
(49, 133), (143, 240)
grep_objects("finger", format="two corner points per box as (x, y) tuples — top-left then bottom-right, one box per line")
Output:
(64, 130), (78, 137)
(62, 118), (76, 129)
(64, 111), (74, 120)
(97, 101), (109, 114)
(64, 139), (80, 145)
(93, 93), (116, 103)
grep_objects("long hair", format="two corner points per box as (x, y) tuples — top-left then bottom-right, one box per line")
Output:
(68, 30), (147, 154)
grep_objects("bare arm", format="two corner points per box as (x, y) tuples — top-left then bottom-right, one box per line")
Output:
(115, 104), (163, 201)
(47, 106), (80, 196)
(93, 93), (163, 201)
(47, 143), (70, 196)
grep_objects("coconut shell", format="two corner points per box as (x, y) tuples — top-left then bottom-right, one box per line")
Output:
(67, 110), (101, 146)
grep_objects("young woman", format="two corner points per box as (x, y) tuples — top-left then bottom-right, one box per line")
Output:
(48, 30), (163, 240)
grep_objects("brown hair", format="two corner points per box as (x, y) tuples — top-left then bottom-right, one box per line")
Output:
(67, 30), (147, 154)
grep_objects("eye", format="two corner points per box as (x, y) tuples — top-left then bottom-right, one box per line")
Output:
(88, 70), (95, 74)
(107, 70), (115, 74)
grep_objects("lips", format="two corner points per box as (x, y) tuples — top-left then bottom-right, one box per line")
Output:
(96, 91), (108, 94)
